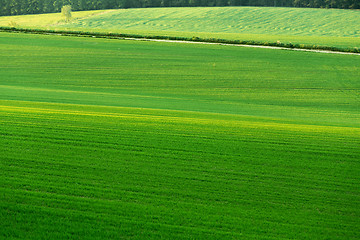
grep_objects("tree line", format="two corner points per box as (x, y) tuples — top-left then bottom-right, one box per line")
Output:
(1, 0), (359, 16)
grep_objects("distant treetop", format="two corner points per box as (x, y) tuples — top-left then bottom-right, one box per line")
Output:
(1, 0), (359, 16)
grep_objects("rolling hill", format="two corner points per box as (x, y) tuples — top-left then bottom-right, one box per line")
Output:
(1, 7), (360, 49)
(1, 31), (359, 239)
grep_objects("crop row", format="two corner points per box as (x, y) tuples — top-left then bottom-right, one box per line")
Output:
(1, 31), (359, 239)
(2, 100), (359, 239)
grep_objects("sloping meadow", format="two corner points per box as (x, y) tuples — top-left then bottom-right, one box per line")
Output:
(64, 7), (360, 37)
(0, 32), (359, 239)
(1, 7), (360, 50)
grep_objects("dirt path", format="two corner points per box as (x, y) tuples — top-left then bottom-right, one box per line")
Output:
(124, 37), (360, 56)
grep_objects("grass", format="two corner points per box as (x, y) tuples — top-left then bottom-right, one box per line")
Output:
(1, 32), (359, 239)
(1, 7), (359, 49)
(64, 7), (360, 37)
(0, 9), (108, 28)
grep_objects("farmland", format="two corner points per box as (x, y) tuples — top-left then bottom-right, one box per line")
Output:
(1, 7), (360, 50)
(1, 30), (360, 239)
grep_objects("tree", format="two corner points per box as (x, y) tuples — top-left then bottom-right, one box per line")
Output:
(27, 0), (42, 14)
(61, 4), (71, 22)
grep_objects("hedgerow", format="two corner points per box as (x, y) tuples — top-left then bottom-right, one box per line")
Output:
(1, 26), (359, 53)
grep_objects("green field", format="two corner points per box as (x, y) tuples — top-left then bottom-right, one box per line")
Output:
(1, 7), (360, 49)
(1, 31), (360, 239)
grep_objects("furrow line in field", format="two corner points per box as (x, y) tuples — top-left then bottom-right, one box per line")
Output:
(0, 199), (247, 238)
(3, 164), (359, 200)
(2, 173), (358, 213)
(3, 130), (359, 161)
(2, 119), (359, 152)
(2, 105), (359, 135)
(5, 195), (333, 240)
(3, 149), (359, 193)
